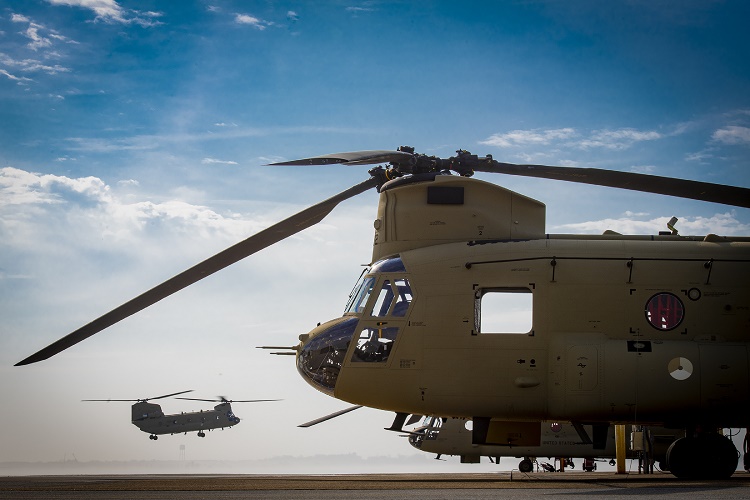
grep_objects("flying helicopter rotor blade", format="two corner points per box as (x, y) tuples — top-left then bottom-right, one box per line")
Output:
(269, 150), (413, 167)
(475, 160), (750, 208)
(82, 390), (193, 403)
(148, 390), (194, 401)
(298, 405), (363, 428)
(175, 397), (281, 403)
(228, 399), (282, 403)
(82, 399), (139, 402)
(15, 176), (380, 366)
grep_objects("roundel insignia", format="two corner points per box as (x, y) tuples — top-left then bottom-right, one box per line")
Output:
(668, 357), (693, 380)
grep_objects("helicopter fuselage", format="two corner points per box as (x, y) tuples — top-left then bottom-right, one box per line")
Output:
(297, 174), (750, 430)
(131, 401), (240, 436)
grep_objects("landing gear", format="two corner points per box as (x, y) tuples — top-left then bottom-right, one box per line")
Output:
(518, 458), (533, 473)
(149, 434), (158, 440)
(666, 433), (738, 479)
(198, 431), (205, 438)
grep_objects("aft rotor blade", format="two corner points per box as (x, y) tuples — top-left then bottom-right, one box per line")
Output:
(298, 405), (363, 428)
(175, 397), (281, 403)
(477, 161), (750, 208)
(270, 150), (413, 166)
(16, 177), (379, 366)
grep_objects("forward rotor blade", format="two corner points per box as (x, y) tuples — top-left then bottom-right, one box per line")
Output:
(149, 390), (194, 401)
(270, 150), (413, 166)
(16, 177), (379, 366)
(476, 161), (750, 208)
(82, 399), (137, 402)
(298, 405), (363, 428)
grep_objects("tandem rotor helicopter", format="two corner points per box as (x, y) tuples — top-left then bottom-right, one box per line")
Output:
(83, 390), (279, 440)
(16, 146), (750, 479)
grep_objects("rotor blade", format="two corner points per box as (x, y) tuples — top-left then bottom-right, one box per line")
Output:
(82, 399), (137, 402)
(175, 398), (219, 402)
(270, 150), (413, 166)
(175, 398), (281, 403)
(298, 405), (363, 428)
(149, 390), (193, 401)
(16, 177), (379, 366)
(228, 399), (282, 403)
(476, 161), (750, 208)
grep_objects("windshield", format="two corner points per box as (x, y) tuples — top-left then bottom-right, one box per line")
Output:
(344, 275), (375, 314)
(344, 257), (408, 314)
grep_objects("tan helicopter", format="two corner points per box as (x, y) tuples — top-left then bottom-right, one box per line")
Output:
(407, 417), (683, 473)
(16, 147), (750, 479)
(84, 391), (279, 440)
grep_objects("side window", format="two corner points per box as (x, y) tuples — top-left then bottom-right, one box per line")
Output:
(475, 287), (533, 334)
(369, 278), (413, 317)
(370, 280), (394, 317)
(351, 326), (399, 363)
(392, 278), (413, 317)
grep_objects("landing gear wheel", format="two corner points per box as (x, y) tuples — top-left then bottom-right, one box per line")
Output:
(198, 432), (205, 438)
(518, 458), (533, 473)
(667, 434), (738, 479)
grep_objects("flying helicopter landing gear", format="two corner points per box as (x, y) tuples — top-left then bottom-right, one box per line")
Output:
(149, 434), (158, 440)
(666, 432), (738, 479)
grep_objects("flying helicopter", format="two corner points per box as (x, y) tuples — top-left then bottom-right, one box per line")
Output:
(406, 417), (683, 473)
(84, 390), (279, 440)
(16, 147), (750, 479)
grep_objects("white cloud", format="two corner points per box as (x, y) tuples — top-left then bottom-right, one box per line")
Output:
(235, 13), (268, 30)
(479, 128), (576, 148)
(712, 126), (750, 146)
(629, 165), (656, 174)
(1, 51), (71, 76)
(202, 158), (239, 165)
(553, 212), (750, 236)
(23, 23), (54, 51)
(0, 167), (110, 207)
(0, 167), (275, 252)
(45, 0), (163, 27)
(577, 128), (662, 150)
(480, 127), (663, 151)
(0, 68), (33, 84)
(47, 0), (126, 22)
(11, 13), (31, 23)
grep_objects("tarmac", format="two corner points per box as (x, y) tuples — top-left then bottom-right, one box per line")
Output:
(2, 472), (750, 499)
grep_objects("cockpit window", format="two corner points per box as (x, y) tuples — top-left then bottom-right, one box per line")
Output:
(371, 257), (406, 273)
(369, 278), (413, 317)
(344, 256), (412, 316)
(344, 276), (375, 314)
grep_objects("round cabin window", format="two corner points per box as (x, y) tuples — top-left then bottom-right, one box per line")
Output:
(645, 292), (684, 331)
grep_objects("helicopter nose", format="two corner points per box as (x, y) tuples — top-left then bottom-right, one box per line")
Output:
(296, 317), (358, 396)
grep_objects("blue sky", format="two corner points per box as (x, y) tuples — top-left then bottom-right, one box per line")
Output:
(1, 0), (749, 471)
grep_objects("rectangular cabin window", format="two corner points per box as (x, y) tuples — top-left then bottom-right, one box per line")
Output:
(475, 287), (533, 334)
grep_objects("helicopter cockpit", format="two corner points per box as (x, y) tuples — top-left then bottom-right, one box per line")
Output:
(296, 257), (413, 395)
